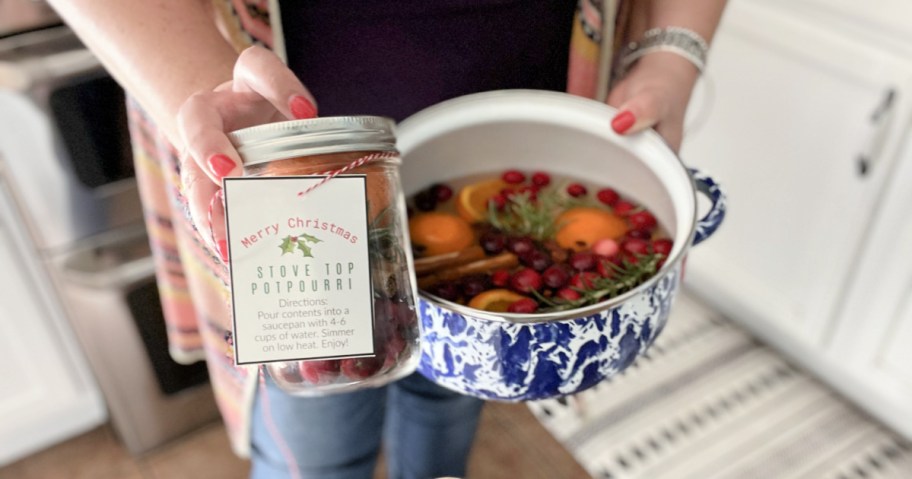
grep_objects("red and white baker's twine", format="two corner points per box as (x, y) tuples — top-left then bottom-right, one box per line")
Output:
(208, 188), (225, 260)
(296, 151), (396, 198)
(207, 151), (395, 261)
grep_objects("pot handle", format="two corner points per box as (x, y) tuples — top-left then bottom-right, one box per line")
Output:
(690, 168), (727, 246)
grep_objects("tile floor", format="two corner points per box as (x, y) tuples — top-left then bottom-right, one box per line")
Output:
(0, 402), (589, 479)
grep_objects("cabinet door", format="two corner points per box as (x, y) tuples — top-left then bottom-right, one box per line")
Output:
(0, 192), (106, 465)
(679, 0), (912, 346)
(829, 135), (912, 440)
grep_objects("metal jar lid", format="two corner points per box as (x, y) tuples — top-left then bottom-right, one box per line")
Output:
(228, 116), (397, 166)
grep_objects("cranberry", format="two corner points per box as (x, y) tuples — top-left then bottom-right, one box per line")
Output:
(341, 356), (384, 380)
(629, 210), (657, 230)
(570, 272), (600, 290)
(531, 172), (551, 187)
(556, 288), (582, 302)
(627, 229), (653, 240)
(508, 237), (536, 256)
(566, 183), (588, 197)
(413, 190), (437, 211)
(431, 183), (453, 202)
(652, 238), (674, 256)
(500, 188), (516, 199)
(510, 268), (543, 293)
(613, 200), (636, 216)
(622, 238), (650, 255)
(491, 269), (512, 287)
(596, 257), (618, 278)
(276, 363), (304, 383)
(521, 249), (553, 272)
(592, 238), (619, 257)
(596, 188), (621, 206)
(389, 300), (414, 327)
(461, 275), (490, 299)
(507, 298), (538, 314)
(542, 264), (571, 289)
(502, 170), (526, 184)
(569, 251), (597, 271)
(480, 232), (507, 254)
(383, 333), (407, 368)
(488, 194), (507, 211)
(300, 360), (340, 384)
(432, 282), (460, 302)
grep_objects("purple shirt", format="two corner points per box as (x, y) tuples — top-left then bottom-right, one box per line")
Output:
(280, 0), (577, 121)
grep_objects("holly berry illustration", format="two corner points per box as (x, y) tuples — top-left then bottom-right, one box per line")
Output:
(279, 233), (322, 257)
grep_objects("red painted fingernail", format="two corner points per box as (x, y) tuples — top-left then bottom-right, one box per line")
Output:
(217, 240), (229, 263)
(290, 96), (317, 119)
(208, 154), (235, 179)
(611, 110), (636, 134)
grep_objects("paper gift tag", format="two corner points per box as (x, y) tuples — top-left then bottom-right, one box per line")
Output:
(223, 175), (375, 365)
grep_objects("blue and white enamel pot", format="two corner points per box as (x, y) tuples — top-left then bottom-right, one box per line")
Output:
(396, 90), (726, 401)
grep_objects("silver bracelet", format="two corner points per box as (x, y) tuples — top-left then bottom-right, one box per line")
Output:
(619, 27), (709, 77)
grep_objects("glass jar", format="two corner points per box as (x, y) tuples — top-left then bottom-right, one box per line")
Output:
(226, 116), (419, 396)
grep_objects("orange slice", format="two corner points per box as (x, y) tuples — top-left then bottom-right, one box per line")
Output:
(467, 289), (526, 312)
(555, 207), (629, 251)
(408, 212), (475, 256)
(456, 178), (510, 223)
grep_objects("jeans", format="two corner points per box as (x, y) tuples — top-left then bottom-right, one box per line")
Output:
(249, 371), (484, 479)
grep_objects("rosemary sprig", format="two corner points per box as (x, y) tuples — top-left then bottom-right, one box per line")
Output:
(486, 190), (572, 241)
(536, 253), (664, 312)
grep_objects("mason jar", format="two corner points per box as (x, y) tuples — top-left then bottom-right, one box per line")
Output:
(226, 116), (419, 395)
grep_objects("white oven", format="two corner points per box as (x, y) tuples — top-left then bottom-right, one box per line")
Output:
(0, 12), (219, 461)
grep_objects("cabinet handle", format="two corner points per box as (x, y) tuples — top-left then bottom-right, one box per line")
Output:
(857, 88), (896, 177)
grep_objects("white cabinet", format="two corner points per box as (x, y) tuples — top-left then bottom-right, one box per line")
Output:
(680, 0), (912, 440)
(829, 135), (912, 439)
(681, 0), (912, 346)
(0, 184), (106, 465)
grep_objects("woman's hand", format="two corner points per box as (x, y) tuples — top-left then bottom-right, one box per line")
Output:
(607, 51), (700, 153)
(176, 46), (318, 262)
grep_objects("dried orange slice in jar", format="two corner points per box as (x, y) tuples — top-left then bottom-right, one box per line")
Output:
(555, 207), (629, 251)
(408, 212), (475, 256)
(456, 178), (509, 223)
(467, 289), (527, 312)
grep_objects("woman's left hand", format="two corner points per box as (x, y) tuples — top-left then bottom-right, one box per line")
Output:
(607, 51), (700, 153)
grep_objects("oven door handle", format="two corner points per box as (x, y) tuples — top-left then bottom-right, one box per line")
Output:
(2, 49), (101, 91)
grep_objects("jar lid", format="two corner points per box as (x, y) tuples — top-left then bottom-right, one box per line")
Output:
(228, 116), (397, 165)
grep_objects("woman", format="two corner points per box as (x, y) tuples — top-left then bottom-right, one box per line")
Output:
(48, 1), (726, 477)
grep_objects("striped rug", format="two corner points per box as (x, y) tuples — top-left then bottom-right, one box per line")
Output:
(528, 291), (912, 479)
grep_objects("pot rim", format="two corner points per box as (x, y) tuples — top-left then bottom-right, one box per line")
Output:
(399, 90), (698, 324)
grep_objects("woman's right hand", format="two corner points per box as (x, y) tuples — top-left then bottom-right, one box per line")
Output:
(176, 46), (318, 263)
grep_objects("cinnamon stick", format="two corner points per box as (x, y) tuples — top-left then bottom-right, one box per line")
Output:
(414, 245), (486, 277)
(418, 252), (519, 290)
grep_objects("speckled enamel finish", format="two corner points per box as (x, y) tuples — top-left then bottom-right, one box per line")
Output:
(397, 90), (728, 401)
(417, 269), (680, 401)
